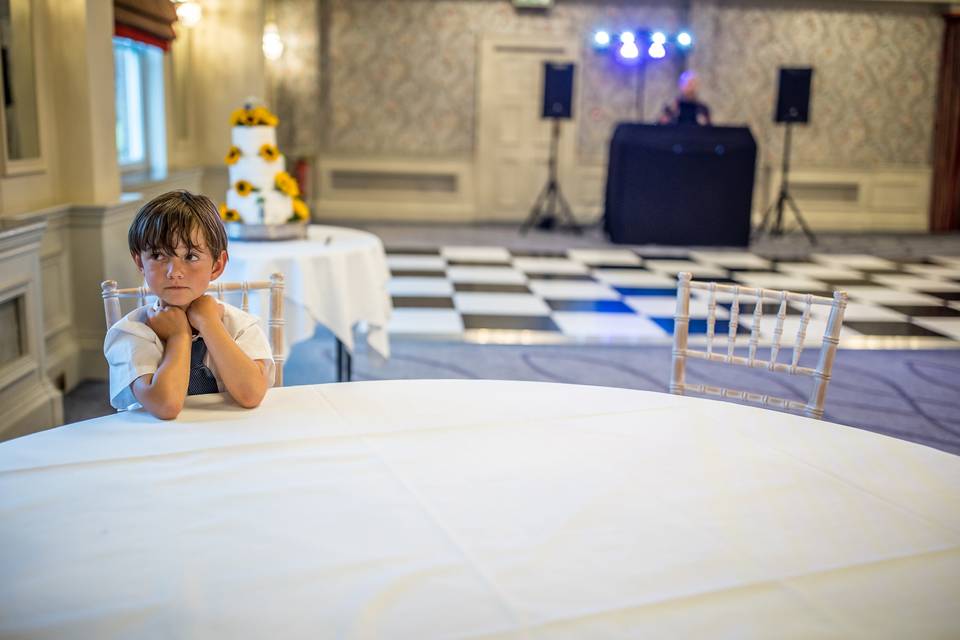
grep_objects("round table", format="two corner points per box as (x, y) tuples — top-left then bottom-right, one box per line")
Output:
(2, 381), (959, 638)
(223, 224), (392, 379)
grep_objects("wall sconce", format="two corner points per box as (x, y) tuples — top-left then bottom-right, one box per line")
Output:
(262, 23), (284, 60)
(174, 0), (203, 28)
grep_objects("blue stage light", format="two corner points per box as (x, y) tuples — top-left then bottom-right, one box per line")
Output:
(677, 31), (693, 47)
(651, 31), (667, 45)
(648, 42), (666, 59)
(619, 31), (635, 45)
(619, 40), (640, 60)
(593, 30), (611, 48)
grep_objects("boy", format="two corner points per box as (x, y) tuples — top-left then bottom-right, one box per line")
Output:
(104, 190), (275, 419)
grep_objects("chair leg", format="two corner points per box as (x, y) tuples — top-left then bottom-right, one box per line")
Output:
(335, 338), (353, 382)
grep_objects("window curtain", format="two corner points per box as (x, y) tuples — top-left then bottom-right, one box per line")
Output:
(114, 0), (178, 52)
(930, 14), (960, 232)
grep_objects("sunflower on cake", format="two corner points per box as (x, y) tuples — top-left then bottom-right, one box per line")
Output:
(219, 103), (310, 236)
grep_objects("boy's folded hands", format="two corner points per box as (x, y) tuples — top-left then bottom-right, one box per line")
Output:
(146, 296), (226, 342)
(146, 305), (191, 342)
(186, 295), (225, 335)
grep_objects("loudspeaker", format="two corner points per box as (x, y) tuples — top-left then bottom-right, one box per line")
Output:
(542, 62), (574, 119)
(775, 67), (812, 123)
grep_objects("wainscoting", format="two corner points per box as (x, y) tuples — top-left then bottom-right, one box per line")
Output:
(311, 154), (932, 232)
(314, 156), (475, 222)
(0, 220), (62, 440)
(0, 169), (204, 439)
(757, 166), (932, 232)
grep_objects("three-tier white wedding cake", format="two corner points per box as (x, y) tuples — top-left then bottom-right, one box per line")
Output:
(219, 104), (308, 227)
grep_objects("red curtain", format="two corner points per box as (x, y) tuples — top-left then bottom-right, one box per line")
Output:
(113, 0), (178, 51)
(930, 15), (960, 231)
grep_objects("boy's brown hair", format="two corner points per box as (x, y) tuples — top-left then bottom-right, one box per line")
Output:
(128, 190), (228, 258)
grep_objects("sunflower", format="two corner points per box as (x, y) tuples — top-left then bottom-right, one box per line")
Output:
(234, 180), (257, 197)
(225, 146), (242, 165)
(291, 197), (310, 221)
(230, 108), (249, 126)
(219, 204), (242, 222)
(242, 111), (258, 126)
(252, 106), (277, 126)
(259, 144), (280, 162)
(274, 171), (300, 197)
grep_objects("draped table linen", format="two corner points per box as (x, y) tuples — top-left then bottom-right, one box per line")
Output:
(2, 380), (959, 638)
(222, 225), (391, 358)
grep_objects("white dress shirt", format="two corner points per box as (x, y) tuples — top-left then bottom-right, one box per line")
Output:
(103, 301), (275, 411)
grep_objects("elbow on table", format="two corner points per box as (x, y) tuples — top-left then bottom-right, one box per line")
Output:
(149, 399), (184, 421)
(234, 388), (266, 409)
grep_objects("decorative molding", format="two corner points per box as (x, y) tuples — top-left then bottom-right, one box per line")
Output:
(314, 156), (476, 222)
(0, 0), (47, 178)
(0, 382), (64, 442)
(757, 165), (932, 230)
(0, 219), (62, 441)
(70, 195), (144, 228)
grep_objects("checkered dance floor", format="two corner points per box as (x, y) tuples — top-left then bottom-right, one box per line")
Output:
(386, 247), (960, 348)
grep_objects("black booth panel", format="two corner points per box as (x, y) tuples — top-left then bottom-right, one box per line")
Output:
(604, 124), (757, 246)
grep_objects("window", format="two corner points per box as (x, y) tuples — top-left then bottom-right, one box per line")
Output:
(113, 37), (166, 176)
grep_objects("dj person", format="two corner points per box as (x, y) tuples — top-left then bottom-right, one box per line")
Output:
(658, 70), (712, 126)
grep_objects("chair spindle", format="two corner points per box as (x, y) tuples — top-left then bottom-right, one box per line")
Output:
(727, 286), (740, 359)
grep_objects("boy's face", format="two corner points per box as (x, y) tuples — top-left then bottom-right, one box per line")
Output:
(133, 231), (227, 308)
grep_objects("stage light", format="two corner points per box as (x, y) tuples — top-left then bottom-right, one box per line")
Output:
(619, 40), (640, 60)
(677, 31), (693, 47)
(651, 31), (667, 45)
(593, 30), (611, 48)
(648, 42), (666, 59)
(619, 31), (636, 45)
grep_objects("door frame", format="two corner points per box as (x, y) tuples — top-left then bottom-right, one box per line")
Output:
(475, 34), (580, 222)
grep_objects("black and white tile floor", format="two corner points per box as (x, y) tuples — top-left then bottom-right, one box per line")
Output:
(385, 247), (960, 348)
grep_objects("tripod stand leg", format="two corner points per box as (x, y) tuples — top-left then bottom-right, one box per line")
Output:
(756, 198), (778, 234)
(521, 181), (551, 235)
(532, 182), (559, 231)
(555, 186), (582, 235)
(784, 193), (817, 245)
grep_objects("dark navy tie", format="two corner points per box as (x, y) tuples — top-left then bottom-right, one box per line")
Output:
(187, 338), (219, 396)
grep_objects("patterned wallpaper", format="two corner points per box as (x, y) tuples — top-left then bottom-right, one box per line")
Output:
(689, 0), (943, 167)
(269, 0), (322, 157)
(318, 0), (686, 158)
(272, 0), (944, 168)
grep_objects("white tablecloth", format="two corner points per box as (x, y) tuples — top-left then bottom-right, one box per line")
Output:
(2, 381), (959, 638)
(222, 225), (391, 357)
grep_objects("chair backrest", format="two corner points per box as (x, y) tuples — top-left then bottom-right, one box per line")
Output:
(100, 274), (285, 387)
(670, 272), (847, 419)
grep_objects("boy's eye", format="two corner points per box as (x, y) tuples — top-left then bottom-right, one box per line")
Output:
(150, 252), (165, 261)
(186, 253), (200, 262)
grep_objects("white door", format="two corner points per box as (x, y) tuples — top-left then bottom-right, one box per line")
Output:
(476, 36), (579, 222)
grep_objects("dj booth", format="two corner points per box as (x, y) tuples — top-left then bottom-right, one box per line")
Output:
(603, 124), (757, 246)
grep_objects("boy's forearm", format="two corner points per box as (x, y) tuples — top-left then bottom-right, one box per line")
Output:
(135, 334), (191, 419)
(199, 323), (267, 408)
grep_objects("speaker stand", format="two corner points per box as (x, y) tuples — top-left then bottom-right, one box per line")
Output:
(757, 123), (816, 245)
(521, 119), (582, 235)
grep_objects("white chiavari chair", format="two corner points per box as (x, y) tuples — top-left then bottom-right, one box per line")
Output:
(100, 273), (286, 387)
(670, 271), (847, 419)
